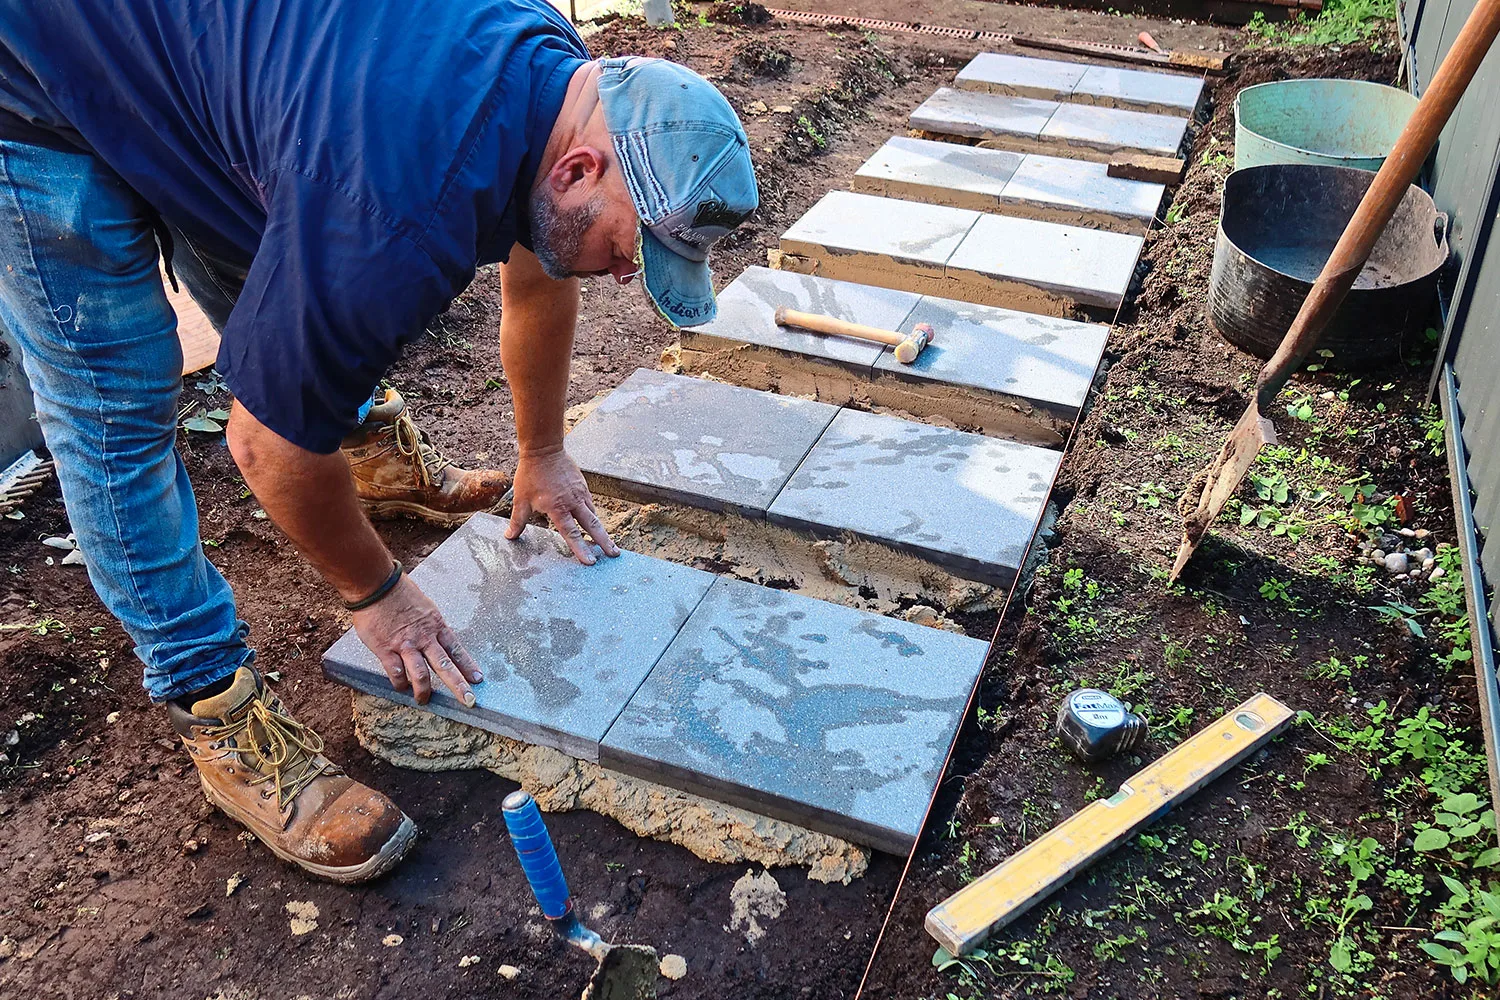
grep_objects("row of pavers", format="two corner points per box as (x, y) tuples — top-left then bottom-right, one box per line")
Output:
(323, 51), (1203, 857)
(325, 513), (989, 854)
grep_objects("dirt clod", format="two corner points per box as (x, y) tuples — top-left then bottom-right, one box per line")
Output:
(285, 900), (319, 936)
(729, 868), (787, 945)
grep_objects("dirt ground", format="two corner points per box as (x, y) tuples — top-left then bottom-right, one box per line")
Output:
(0, 6), (1243, 999)
(863, 31), (1498, 1000)
(5, 5), (1483, 1000)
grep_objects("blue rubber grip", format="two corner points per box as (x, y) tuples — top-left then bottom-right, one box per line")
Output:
(502, 791), (571, 920)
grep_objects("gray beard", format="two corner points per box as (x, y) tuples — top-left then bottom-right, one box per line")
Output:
(529, 191), (604, 280)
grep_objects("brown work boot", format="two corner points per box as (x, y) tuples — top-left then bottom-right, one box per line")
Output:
(342, 388), (511, 526)
(168, 666), (417, 884)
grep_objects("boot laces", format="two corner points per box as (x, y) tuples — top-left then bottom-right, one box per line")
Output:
(204, 696), (342, 813)
(390, 408), (453, 489)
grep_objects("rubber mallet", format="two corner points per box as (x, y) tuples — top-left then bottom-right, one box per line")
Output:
(773, 306), (934, 363)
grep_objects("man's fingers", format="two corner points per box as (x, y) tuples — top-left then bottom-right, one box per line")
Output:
(422, 640), (476, 708)
(440, 626), (484, 683)
(553, 510), (596, 565)
(399, 647), (432, 705)
(573, 499), (619, 558)
(505, 498), (533, 538)
(376, 651), (410, 693)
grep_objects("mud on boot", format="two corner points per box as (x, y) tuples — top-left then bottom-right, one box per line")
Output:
(342, 388), (511, 526)
(168, 666), (416, 883)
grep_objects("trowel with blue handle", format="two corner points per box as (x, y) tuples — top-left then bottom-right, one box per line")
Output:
(502, 790), (660, 1000)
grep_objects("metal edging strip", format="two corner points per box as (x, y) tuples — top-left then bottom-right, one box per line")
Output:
(1441, 361), (1500, 809)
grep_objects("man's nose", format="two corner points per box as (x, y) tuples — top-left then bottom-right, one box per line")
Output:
(608, 259), (639, 285)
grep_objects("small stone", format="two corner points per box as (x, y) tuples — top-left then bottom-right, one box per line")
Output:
(1371, 549), (1386, 561)
(61, 549), (86, 566)
(0, 938), (14, 959)
(497, 964), (521, 980)
(659, 954), (688, 980)
(1399, 527), (1417, 538)
(458, 955), (480, 968)
(382, 933), (404, 947)
(1414, 547), (1434, 564)
(106, 711), (121, 724)
(772, 105), (794, 114)
(1430, 567), (1446, 582)
(1414, 528), (1431, 539)
(1409, 569), (1423, 579)
(1423, 558), (1436, 571)
(41, 536), (74, 550)
(225, 872), (245, 896)
(1384, 552), (1410, 574)
(181, 838), (201, 855)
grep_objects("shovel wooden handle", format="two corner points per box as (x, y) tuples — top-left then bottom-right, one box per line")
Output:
(774, 306), (904, 347)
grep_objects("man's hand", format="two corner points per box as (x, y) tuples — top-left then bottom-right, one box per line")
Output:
(352, 575), (483, 706)
(506, 446), (620, 565)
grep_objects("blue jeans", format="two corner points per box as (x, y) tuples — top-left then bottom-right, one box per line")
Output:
(0, 139), (251, 702)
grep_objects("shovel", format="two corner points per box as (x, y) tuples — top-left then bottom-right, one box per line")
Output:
(1171, 0), (1500, 583)
(502, 790), (660, 1000)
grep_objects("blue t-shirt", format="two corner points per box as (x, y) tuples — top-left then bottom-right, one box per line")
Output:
(0, 0), (588, 452)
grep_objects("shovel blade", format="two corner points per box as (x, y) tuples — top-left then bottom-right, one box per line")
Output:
(583, 944), (660, 1000)
(1170, 405), (1277, 582)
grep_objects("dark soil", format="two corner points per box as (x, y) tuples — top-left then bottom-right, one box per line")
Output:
(0, 7), (1247, 1000)
(864, 36), (1494, 1000)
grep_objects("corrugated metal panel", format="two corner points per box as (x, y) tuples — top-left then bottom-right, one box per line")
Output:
(1405, 0), (1500, 798)
(0, 325), (43, 469)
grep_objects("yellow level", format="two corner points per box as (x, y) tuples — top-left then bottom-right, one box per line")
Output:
(925, 692), (1294, 956)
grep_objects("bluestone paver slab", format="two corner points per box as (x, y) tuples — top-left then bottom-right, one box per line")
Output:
(999, 154), (1164, 231)
(322, 514), (716, 762)
(851, 137), (1162, 233)
(873, 295), (1109, 418)
(953, 52), (1205, 117)
(1038, 102), (1189, 161)
(852, 136), (1023, 212)
(946, 213), (1143, 312)
(954, 52), (1089, 103)
(685, 266), (920, 370)
(768, 408), (1062, 585)
(599, 578), (989, 853)
(1074, 64), (1204, 117)
(909, 88), (1057, 144)
(779, 191), (979, 295)
(566, 369), (839, 518)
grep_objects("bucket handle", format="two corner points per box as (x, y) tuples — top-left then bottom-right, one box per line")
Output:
(1435, 210), (1451, 255)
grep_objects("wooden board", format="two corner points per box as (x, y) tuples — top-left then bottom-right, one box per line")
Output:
(166, 276), (221, 376)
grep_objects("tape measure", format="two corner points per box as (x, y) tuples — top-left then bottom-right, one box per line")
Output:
(1056, 689), (1149, 762)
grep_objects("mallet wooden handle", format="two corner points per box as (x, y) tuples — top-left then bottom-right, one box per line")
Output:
(773, 307), (904, 347)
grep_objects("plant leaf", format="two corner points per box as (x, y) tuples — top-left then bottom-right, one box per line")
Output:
(1414, 828), (1451, 852)
(181, 416), (223, 433)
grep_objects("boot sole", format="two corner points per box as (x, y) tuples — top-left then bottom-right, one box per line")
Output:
(361, 499), (491, 528)
(200, 775), (419, 884)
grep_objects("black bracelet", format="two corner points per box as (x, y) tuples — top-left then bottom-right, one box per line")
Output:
(344, 560), (404, 611)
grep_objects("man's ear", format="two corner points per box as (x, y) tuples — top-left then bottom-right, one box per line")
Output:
(545, 145), (609, 195)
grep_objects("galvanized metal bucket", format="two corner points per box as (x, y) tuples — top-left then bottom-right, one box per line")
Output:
(1234, 79), (1420, 171)
(1209, 164), (1448, 366)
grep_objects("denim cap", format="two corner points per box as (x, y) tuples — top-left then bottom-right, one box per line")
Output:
(597, 57), (758, 328)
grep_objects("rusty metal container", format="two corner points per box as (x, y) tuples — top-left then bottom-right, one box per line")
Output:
(1209, 164), (1448, 366)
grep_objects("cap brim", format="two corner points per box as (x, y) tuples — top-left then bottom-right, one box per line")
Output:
(639, 226), (717, 328)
